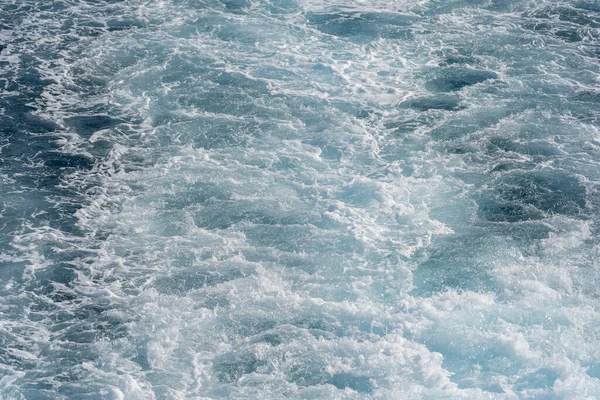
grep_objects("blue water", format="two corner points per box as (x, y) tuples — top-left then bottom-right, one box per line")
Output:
(1, 0), (600, 398)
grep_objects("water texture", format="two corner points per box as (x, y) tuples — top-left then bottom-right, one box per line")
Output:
(1, 0), (600, 398)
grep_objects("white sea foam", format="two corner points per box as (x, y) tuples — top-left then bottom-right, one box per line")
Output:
(1, 0), (599, 398)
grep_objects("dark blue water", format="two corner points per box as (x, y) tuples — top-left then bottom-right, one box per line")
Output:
(1, 0), (600, 398)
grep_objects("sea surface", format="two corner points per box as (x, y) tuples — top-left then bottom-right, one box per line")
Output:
(1, 0), (600, 398)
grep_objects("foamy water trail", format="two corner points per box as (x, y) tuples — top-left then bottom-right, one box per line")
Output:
(1, 0), (600, 398)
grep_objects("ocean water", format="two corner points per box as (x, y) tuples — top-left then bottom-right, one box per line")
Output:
(1, 0), (600, 398)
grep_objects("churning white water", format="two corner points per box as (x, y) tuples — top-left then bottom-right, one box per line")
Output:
(1, 0), (600, 398)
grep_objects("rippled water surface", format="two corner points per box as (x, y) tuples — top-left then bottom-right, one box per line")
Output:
(1, 0), (600, 398)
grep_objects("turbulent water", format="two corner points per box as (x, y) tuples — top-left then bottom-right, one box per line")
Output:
(1, 0), (600, 398)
